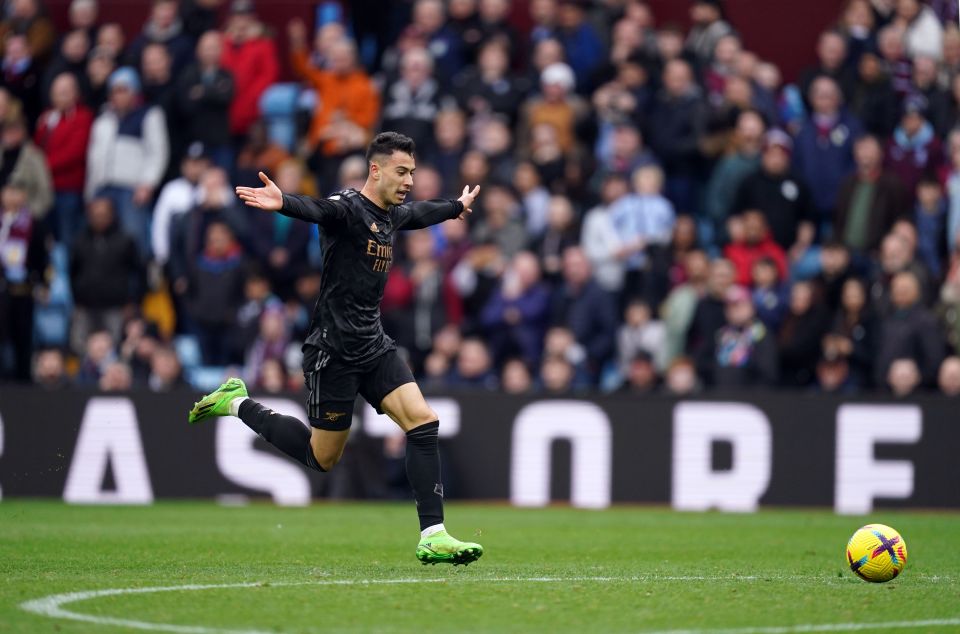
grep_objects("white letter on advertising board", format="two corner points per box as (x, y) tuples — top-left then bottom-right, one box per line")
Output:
(63, 398), (154, 504)
(834, 404), (921, 515)
(510, 401), (611, 508)
(672, 402), (772, 512)
(216, 398), (311, 506)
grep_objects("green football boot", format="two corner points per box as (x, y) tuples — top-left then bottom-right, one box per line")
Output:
(416, 530), (484, 566)
(188, 377), (248, 424)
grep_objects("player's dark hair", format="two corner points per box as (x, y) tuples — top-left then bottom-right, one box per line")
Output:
(366, 131), (416, 162)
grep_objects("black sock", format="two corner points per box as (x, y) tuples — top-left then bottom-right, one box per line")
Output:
(405, 421), (444, 531)
(237, 399), (325, 472)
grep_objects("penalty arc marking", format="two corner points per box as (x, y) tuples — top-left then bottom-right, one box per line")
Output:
(20, 577), (960, 634)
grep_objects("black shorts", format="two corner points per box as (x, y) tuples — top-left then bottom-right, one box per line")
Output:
(302, 346), (415, 431)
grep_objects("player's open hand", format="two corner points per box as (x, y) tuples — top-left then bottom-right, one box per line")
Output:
(457, 185), (480, 220)
(235, 171), (283, 211)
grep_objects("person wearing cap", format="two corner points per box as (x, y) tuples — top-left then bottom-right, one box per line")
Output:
(34, 71), (94, 245)
(885, 94), (944, 196)
(685, 0), (734, 68)
(85, 65), (169, 257)
(518, 61), (588, 157)
(732, 128), (815, 253)
(151, 141), (210, 266)
(221, 0), (279, 140)
(707, 284), (778, 388)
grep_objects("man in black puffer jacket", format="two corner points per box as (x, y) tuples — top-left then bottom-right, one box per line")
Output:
(69, 196), (144, 354)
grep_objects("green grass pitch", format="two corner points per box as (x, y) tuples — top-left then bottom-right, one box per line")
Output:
(1, 501), (958, 633)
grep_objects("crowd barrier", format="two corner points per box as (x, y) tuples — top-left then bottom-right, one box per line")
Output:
(0, 387), (957, 513)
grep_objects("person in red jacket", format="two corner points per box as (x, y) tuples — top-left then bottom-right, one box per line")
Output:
(220, 0), (278, 141)
(33, 71), (93, 246)
(724, 209), (788, 286)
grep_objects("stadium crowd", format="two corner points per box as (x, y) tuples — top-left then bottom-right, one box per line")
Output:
(3, 0), (960, 398)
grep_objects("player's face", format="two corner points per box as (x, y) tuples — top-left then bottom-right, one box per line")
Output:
(376, 151), (416, 206)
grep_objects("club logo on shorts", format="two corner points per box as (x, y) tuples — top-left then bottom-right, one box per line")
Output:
(323, 411), (348, 422)
(434, 483), (444, 497)
(370, 222), (378, 232)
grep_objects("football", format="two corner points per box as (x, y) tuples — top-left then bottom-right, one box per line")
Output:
(846, 524), (908, 583)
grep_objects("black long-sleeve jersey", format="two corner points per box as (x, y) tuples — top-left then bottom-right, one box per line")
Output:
(279, 189), (464, 365)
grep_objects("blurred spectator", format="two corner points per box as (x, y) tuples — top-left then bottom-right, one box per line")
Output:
(551, 0), (605, 92)
(222, 0), (279, 140)
(886, 357), (921, 396)
(732, 129), (815, 253)
(99, 359), (133, 391)
(778, 280), (831, 387)
(69, 197), (144, 354)
(617, 349), (659, 394)
(709, 284), (779, 388)
(1, 113), (53, 219)
(617, 298), (666, 374)
(176, 31), (234, 171)
(152, 142), (208, 266)
(663, 356), (700, 396)
(388, 0), (463, 87)
(798, 31), (856, 106)
(41, 29), (91, 104)
(647, 60), (706, 213)
(895, 0), (943, 60)
(685, 0), (734, 67)
(76, 329), (115, 384)
(610, 164), (676, 299)
(646, 214), (699, 307)
(257, 356), (288, 393)
(914, 176), (947, 279)
(751, 256), (788, 331)
(0, 180), (48, 381)
(127, 0), (195, 74)
(688, 257), (735, 376)
(148, 344), (185, 391)
(448, 337), (498, 389)
(34, 72), (93, 244)
(884, 95), (943, 197)
(838, 0), (876, 68)
(661, 250), (710, 367)
(95, 22), (125, 59)
(581, 173), (629, 293)
(118, 316), (159, 381)
(452, 38), (526, 123)
(518, 62), (588, 160)
(32, 347), (67, 389)
(825, 276), (877, 388)
(81, 44), (116, 112)
(480, 250), (550, 366)
(426, 108), (466, 196)
(289, 20), (378, 192)
(877, 25), (912, 98)
(835, 134), (908, 254)
(501, 357), (533, 394)
(909, 55), (950, 136)
(550, 246), (617, 378)
(86, 66), (169, 257)
(792, 76), (861, 233)
(381, 47), (443, 155)
(0, 0), (56, 64)
(724, 210), (788, 287)
(937, 355), (960, 395)
(875, 270), (945, 387)
(848, 51), (898, 137)
(813, 241), (853, 311)
(248, 159), (311, 299)
(233, 266), (277, 357)
(235, 119), (289, 181)
(243, 303), (289, 387)
(590, 123), (656, 195)
(471, 183), (527, 258)
(475, 0), (520, 66)
(187, 220), (246, 365)
(870, 231), (932, 315)
(533, 195), (579, 284)
(540, 353), (576, 393)
(704, 109), (765, 239)
(513, 160), (551, 240)
(815, 355), (854, 393)
(0, 35), (42, 128)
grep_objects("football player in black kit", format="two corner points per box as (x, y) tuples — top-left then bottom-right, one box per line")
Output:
(189, 132), (483, 565)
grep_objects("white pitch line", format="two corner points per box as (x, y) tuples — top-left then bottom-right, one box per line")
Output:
(19, 577), (960, 634)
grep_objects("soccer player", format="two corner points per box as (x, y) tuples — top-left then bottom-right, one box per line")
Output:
(188, 132), (483, 566)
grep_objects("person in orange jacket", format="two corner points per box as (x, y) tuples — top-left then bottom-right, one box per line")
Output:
(287, 17), (380, 191)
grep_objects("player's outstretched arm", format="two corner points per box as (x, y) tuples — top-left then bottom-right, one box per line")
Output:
(235, 171), (283, 211)
(399, 185), (481, 230)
